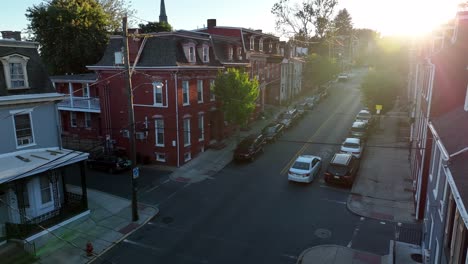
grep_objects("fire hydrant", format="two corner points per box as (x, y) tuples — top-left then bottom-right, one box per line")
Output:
(86, 241), (94, 256)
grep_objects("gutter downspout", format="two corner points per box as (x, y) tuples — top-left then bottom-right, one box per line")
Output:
(174, 72), (180, 167)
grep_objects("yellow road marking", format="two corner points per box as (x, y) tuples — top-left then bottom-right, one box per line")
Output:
(280, 107), (343, 175)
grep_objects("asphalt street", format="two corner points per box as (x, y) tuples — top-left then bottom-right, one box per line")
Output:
(83, 69), (401, 264)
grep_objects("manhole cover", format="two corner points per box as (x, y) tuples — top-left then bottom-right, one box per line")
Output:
(314, 228), (332, 238)
(162, 216), (174, 224)
(411, 253), (422, 263)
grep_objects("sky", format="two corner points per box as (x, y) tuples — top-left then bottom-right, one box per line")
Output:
(0, 0), (462, 38)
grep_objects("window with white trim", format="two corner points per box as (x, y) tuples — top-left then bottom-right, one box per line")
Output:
(155, 152), (166, 162)
(183, 118), (191, 146)
(203, 46), (209, 62)
(70, 112), (77, 127)
(189, 46), (195, 62)
(429, 141), (438, 181)
(1, 54), (30, 89)
(259, 38), (264, 52)
(210, 80), (215, 101)
(153, 82), (163, 106)
(82, 83), (89, 97)
(114, 51), (123, 65)
(237, 47), (242, 60)
(197, 80), (204, 103)
(250, 37), (255, 50)
(439, 178), (448, 221)
(85, 113), (91, 128)
(228, 47), (233, 61)
(155, 119), (164, 146)
(198, 113), (204, 141)
(40, 175), (52, 204)
(433, 157), (442, 199)
(182, 81), (190, 105)
(13, 111), (34, 147)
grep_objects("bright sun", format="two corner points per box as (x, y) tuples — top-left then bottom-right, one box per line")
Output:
(379, 1), (460, 36)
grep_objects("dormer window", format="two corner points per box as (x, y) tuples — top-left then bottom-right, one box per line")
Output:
(114, 51), (123, 65)
(228, 47), (233, 61)
(202, 46), (209, 62)
(197, 43), (210, 63)
(1, 54), (30, 89)
(189, 47), (195, 62)
(259, 38), (264, 52)
(237, 47), (243, 60)
(250, 37), (255, 50)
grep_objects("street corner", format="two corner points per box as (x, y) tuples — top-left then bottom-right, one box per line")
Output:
(137, 203), (160, 221)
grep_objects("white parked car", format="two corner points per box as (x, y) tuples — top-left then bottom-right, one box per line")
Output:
(279, 118), (293, 128)
(288, 155), (322, 183)
(340, 138), (363, 159)
(356, 109), (372, 125)
(338, 73), (349, 82)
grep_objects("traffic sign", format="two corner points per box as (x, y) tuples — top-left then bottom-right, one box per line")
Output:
(375, 104), (383, 110)
(132, 167), (139, 179)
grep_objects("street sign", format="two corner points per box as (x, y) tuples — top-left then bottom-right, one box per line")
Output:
(132, 167), (139, 179)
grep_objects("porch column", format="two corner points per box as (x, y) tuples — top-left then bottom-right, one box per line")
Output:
(80, 161), (88, 209)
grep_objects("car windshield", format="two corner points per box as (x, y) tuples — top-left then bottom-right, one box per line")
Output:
(357, 113), (371, 120)
(351, 127), (366, 133)
(343, 142), (359, 148)
(292, 161), (310, 170)
(327, 165), (349, 176)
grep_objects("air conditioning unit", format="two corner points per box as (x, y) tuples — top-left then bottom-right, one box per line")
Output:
(121, 130), (130, 138)
(18, 137), (32, 145)
(423, 249), (431, 264)
(135, 132), (146, 140)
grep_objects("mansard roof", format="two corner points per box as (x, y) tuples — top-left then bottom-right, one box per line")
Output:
(0, 40), (54, 96)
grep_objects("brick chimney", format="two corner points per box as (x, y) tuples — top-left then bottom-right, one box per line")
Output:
(1, 31), (21, 41)
(207, 19), (216, 29)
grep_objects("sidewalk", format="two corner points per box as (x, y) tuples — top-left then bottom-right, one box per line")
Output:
(347, 105), (416, 224)
(298, 103), (422, 264)
(33, 185), (158, 264)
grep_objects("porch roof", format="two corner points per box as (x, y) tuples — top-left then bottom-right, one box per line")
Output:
(0, 148), (88, 184)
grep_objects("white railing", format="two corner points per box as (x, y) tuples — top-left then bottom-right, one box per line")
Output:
(58, 96), (100, 112)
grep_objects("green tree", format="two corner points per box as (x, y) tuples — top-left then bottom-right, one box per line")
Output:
(360, 69), (404, 112)
(271, 0), (337, 40)
(303, 53), (340, 91)
(138, 21), (173, 33)
(98, 0), (136, 32)
(213, 68), (259, 139)
(26, 0), (110, 74)
(333, 9), (353, 36)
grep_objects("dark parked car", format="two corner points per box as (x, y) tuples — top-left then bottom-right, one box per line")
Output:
(233, 134), (265, 162)
(87, 155), (132, 174)
(324, 153), (360, 187)
(262, 123), (285, 142)
(349, 121), (368, 140)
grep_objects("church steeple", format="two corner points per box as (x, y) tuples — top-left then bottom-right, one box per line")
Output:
(159, 0), (168, 23)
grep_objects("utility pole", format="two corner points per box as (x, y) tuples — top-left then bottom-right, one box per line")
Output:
(123, 16), (139, 222)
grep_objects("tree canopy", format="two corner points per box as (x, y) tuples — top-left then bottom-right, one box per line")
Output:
(360, 37), (409, 112)
(333, 8), (353, 36)
(271, 0), (337, 40)
(27, 0), (110, 74)
(138, 21), (173, 33)
(213, 68), (259, 129)
(303, 53), (339, 91)
(98, 0), (136, 32)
